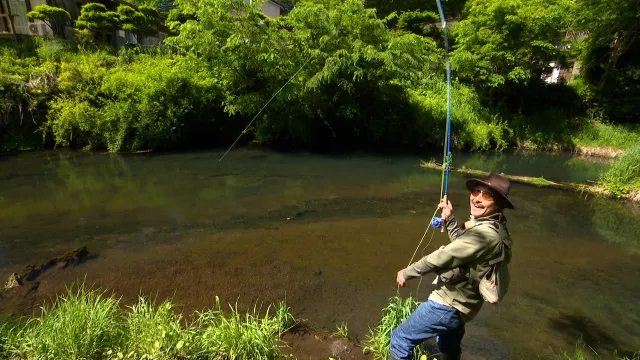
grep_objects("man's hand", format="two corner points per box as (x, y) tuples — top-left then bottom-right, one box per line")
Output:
(438, 198), (454, 219)
(396, 269), (406, 287)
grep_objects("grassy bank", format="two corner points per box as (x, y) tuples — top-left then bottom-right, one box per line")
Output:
(1, 290), (637, 360)
(0, 285), (294, 360)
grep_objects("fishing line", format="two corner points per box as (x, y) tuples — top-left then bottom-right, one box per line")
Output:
(218, 55), (313, 162)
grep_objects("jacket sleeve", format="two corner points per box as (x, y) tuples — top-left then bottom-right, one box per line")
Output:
(445, 215), (461, 242)
(402, 225), (499, 281)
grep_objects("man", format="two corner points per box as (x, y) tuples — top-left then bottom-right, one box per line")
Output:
(389, 173), (514, 360)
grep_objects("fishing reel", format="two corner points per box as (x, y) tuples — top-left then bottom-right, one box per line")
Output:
(431, 216), (443, 229)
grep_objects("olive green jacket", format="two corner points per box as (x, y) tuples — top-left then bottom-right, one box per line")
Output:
(402, 212), (512, 322)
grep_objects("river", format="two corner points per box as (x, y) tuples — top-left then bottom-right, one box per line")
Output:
(0, 148), (638, 359)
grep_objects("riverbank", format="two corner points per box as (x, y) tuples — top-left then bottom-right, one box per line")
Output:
(1, 285), (637, 360)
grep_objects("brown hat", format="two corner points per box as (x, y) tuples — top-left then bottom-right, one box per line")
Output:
(465, 173), (514, 209)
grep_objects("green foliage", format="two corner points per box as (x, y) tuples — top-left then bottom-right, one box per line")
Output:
(76, 3), (120, 42)
(600, 145), (640, 197)
(12, 284), (122, 360)
(396, 10), (441, 40)
(2, 284), (296, 360)
(47, 53), (223, 151)
(572, 122), (640, 150)
(571, 0), (640, 123)
(363, 295), (422, 360)
(452, 0), (573, 88)
(190, 296), (294, 359)
(117, 4), (161, 42)
(26, 4), (71, 37)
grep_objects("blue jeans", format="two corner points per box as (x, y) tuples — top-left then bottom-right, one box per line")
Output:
(390, 300), (465, 359)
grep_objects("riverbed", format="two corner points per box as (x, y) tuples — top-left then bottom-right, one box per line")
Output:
(0, 148), (638, 359)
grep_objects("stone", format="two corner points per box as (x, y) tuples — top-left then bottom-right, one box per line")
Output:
(4, 273), (22, 289)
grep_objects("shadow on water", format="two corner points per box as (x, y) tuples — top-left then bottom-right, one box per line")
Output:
(549, 313), (638, 359)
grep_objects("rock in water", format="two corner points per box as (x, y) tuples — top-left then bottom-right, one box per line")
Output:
(329, 339), (350, 358)
(4, 273), (22, 289)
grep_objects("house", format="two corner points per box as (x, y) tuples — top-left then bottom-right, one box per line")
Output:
(0, 0), (169, 46)
(543, 30), (589, 84)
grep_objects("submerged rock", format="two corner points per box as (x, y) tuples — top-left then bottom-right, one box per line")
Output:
(4, 273), (22, 289)
(329, 338), (350, 358)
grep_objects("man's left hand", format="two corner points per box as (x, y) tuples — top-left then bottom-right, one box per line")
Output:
(396, 269), (406, 287)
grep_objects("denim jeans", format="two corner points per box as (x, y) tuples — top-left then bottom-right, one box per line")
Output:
(390, 300), (465, 360)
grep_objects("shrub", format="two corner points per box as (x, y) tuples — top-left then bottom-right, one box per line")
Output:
(600, 144), (640, 197)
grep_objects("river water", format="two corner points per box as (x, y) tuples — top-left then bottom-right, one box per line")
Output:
(0, 148), (638, 359)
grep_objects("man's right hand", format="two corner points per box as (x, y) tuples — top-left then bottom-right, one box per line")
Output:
(438, 198), (453, 219)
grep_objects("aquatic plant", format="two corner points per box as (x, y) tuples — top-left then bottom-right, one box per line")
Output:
(333, 322), (349, 339)
(532, 176), (552, 187)
(190, 296), (295, 360)
(363, 295), (424, 360)
(13, 284), (122, 360)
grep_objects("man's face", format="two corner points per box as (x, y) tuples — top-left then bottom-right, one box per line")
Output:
(469, 185), (500, 218)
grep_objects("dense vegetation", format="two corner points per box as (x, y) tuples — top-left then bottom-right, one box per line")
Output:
(1, 0), (639, 195)
(0, 285), (295, 359)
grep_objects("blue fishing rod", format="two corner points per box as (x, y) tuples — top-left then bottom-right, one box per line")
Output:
(430, 0), (453, 232)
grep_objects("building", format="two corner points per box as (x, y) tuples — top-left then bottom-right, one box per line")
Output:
(0, 0), (169, 46)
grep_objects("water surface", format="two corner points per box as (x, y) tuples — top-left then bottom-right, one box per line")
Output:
(0, 148), (637, 359)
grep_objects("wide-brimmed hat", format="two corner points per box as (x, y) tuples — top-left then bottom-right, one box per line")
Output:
(465, 173), (514, 209)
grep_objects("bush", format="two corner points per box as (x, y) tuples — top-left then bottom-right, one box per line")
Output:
(600, 144), (640, 197)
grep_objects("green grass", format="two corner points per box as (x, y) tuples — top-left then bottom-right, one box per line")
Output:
(121, 296), (189, 359)
(191, 297), (294, 360)
(333, 322), (349, 339)
(1, 285), (296, 360)
(363, 295), (423, 360)
(11, 284), (122, 360)
(532, 176), (553, 187)
(572, 122), (640, 150)
(557, 344), (640, 360)
(600, 144), (640, 197)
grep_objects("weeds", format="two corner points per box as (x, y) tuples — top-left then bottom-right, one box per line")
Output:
(13, 284), (122, 360)
(532, 176), (552, 187)
(121, 296), (189, 359)
(190, 296), (294, 360)
(600, 144), (640, 197)
(1, 284), (295, 360)
(363, 295), (423, 360)
(333, 322), (349, 338)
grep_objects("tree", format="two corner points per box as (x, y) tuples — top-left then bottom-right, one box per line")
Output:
(451, 0), (573, 89)
(75, 3), (119, 43)
(166, 0), (443, 148)
(26, 4), (71, 37)
(572, 0), (640, 123)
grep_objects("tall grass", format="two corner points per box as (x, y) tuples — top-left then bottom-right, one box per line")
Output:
(191, 296), (294, 360)
(600, 144), (640, 197)
(363, 295), (423, 360)
(13, 284), (122, 360)
(572, 122), (640, 150)
(121, 296), (190, 359)
(1, 285), (295, 360)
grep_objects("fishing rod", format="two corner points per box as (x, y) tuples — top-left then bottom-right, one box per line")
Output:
(404, 0), (454, 278)
(432, 0), (453, 232)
